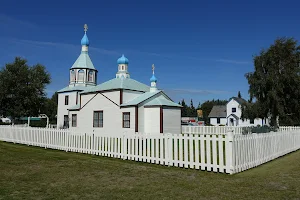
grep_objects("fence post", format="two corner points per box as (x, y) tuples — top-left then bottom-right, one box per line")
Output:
(122, 133), (126, 160)
(226, 131), (235, 174)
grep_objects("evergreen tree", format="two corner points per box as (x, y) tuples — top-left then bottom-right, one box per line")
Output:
(238, 91), (242, 98)
(181, 99), (188, 117)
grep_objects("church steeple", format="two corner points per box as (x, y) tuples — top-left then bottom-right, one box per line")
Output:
(116, 54), (130, 79)
(150, 64), (158, 92)
(69, 24), (97, 87)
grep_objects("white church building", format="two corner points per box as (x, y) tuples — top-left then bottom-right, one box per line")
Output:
(57, 25), (182, 134)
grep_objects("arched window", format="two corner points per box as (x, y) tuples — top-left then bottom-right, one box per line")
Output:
(78, 70), (84, 82)
(88, 71), (93, 82)
(70, 70), (75, 82)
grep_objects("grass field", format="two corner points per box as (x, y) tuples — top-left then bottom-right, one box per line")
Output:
(0, 141), (299, 200)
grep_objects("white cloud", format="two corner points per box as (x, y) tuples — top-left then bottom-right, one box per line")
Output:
(0, 14), (37, 29)
(164, 88), (229, 95)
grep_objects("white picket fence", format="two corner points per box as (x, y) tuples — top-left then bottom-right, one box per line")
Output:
(182, 125), (252, 134)
(0, 125), (299, 174)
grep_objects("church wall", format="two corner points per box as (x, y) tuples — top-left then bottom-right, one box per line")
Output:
(76, 92), (135, 134)
(138, 106), (145, 133)
(163, 107), (181, 134)
(144, 107), (160, 134)
(123, 90), (144, 104)
(102, 91), (120, 105)
(57, 91), (78, 129)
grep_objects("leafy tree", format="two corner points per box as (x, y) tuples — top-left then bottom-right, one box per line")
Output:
(245, 37), (300, 127)
(238, 91), (242, 98)
(41, 92), (58, 123)
(0, 57), (51, 121)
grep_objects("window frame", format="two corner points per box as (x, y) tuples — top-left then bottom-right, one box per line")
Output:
(122, 112), (130, 128)
(232, 107), (236, 113)
(63, 115), (69, 128)
(93, 110), (103, 128)
(65, 95), (69, 105)
(78, 69), (85, 82)
(72, 114), (77, 127)
(88, 71), (93, 82)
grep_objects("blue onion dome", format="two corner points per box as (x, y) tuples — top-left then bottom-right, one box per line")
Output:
(81, 33), (89, 46)
(117, 54), (129, 64)
(150, 74), (157, 82)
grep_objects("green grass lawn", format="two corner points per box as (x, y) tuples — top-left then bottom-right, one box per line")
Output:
(0, 141), (299, 200)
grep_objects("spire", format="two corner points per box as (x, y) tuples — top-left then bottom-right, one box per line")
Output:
(81, 24), (89, 51)
(116, 54), (130, 79)
(150, 64), (158, 92)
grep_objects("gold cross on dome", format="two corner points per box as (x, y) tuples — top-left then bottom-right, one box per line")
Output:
(84, 24), (88, 32)
(152, 64), (155, 73)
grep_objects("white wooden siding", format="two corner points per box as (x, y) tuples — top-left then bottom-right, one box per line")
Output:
(163, 108), (181, 134)
(57, 92), (78, 128)
(144, 107), (160, 134)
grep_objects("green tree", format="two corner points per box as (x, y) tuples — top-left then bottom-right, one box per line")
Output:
(41, 92), (58, 123)
(238, 91), (242, 98)
(245, 37), (300, 127)
(0, 57), (51, 120)
(181, 99), (188, 117)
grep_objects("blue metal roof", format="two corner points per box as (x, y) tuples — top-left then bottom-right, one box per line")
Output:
(81, 33), (89, 46)
(81, 78), (150, 93)
(71, 51), (95, 70)
(150, 74), (157, 82)
(117, 55), (129, 64)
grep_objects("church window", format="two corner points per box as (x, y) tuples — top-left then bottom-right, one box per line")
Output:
(65, 96), (69, 105)
(232, 108), (236, 113)
(78, 70), (84, 82)
(63, 115), (69, 128)
(123, 112), (130, 128)
(217, 118), (220, 124)
(72, 114), (77, 127)
(93, 111), (103, 127)
(71, 70), (75, 82)
(88, 71), (93, 82)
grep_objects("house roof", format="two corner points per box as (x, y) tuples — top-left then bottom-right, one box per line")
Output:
(57, 85), (91, 93)
(229, 97), (247, 105)
(120, 91), (161, 106)
(208, 105), (227, 118)
(68, 105), (80, 110)
(81, 78), (150, 94)
(228, 113), (239, 120)
(144, 95), (182, 107)
(71, 51), (95, 70)
(120, 91), (181, 107)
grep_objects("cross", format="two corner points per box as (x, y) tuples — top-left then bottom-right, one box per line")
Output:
(84, 24), (88, 33)
(152, 64), (155, 73)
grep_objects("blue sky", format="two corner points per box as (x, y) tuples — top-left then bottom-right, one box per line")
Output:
(0, 0), (299, 106)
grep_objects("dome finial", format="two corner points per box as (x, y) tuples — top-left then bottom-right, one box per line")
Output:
(84, 24), (88, 33)
(81, 24), (90, 47)
(152, 64), (155, 74)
